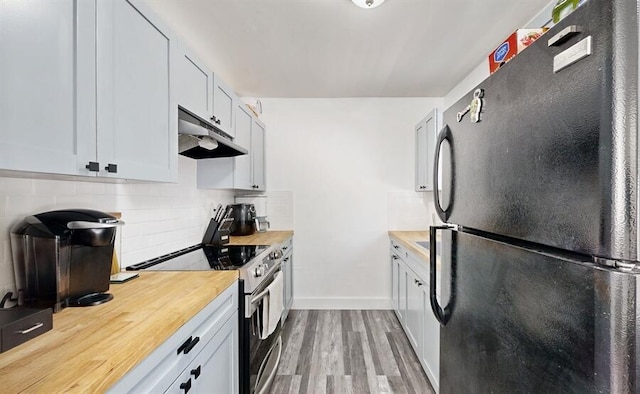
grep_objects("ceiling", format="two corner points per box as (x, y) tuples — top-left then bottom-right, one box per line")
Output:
(147, 0), (552, 98)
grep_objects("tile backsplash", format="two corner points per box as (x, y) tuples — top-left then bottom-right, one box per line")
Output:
(388, 190), (438, 230)
(0, 156), (234, 297)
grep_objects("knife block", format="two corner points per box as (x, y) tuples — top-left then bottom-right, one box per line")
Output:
(202, 218), (233, 246)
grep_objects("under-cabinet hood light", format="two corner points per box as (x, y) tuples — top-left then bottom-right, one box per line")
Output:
(352, 0), (386, 9)
(198, 137), (218, 151)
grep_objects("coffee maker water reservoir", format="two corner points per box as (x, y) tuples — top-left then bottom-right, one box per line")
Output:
(10, 209), (118, 312)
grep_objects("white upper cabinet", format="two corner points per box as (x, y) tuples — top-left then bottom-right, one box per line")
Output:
(251, 119), (266, 191)
(96, 0), (177, 182)
(212, 75), (236, 138)
(196, 103), (267, 192)
(233, 103), (253, 189)
(0, 0), (177, 182)
(176, 47), (236, 139)
(415, 109), (439, 192)
(177, 45), (213, 122)
(0, 0), (96, 176)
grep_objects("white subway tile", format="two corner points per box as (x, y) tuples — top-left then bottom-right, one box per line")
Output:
(122, 235), (151, 254)
(6, 195), (56, 216)
(55, 195), (96, 210)
(75, 181), (106, 195)
(0, 178), (34, 196)
(91, 194), (119, 212)
(34, 179), (77, 196)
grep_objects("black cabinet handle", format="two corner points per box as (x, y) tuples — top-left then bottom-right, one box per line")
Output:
(104, 163), (118, 173)
(191, 365), (201, 379)
(177, 336), (193, 355)
(283, 246), (288, 250)
(180, 379), (192, 393)
(183, 336), (200, 354)
(392, 255), (398, 260)
(393, 245), (399, 249)
(85, 162), (99, 172)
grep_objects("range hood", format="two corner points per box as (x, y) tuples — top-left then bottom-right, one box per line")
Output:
(178, 106), (248, 159)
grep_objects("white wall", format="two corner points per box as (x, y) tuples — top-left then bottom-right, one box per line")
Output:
(0, 156), (234, 298)
(260, 97), (442, 309)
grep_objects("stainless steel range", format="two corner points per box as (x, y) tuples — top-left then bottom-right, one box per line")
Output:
(127, 242), (285, 394)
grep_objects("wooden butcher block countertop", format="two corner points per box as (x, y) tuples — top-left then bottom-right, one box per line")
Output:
(0, 271), (238, 393)
(229, 230), (294, 245)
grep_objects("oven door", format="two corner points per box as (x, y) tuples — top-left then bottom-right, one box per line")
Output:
(244, 265), (284, 394)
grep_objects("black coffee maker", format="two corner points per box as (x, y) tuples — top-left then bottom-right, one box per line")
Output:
(10, 209), (118, 312)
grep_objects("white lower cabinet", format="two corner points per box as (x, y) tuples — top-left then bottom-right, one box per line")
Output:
(281, 238), (294, 321)
(165, 315), (238, 394)
(390, 239), (439, 392)
(405, 267), (424, 353)
(108, 283), (239, 394)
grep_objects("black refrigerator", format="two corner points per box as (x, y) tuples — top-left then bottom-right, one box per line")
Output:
(430, 0), (639, 392)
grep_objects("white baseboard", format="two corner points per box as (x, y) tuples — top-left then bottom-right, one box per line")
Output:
(291, 297), (392, 310)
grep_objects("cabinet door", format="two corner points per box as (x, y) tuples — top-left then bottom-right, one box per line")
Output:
(405, 269), (424, 353)
(284, 253), (293, 310)
(212, 74), (235, 137)
(251, 119), (266, 191)
(233, 104), (253, 189)
(422, 285), (440, 391)
(415, 109), (439, 192)
(391, 253), (400, 312)
(177, 44), (212, 122)
(0, 0), (96, 176)
(96, 0), (177, 182)
(415, 121), (428, 191)
(397, 262), (407, 324)
(166, 312), (239, 394)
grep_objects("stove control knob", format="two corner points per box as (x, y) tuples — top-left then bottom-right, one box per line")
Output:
(269, 249), (283, 260)
(254, 265), (265, 277)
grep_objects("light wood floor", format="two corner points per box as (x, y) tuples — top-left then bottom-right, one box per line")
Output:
(269, 310), (435, 394)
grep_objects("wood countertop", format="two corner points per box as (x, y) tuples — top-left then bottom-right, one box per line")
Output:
(388, 231), (430, 260)
(229, 230), (294, 245)
(0, 271), (238, 393)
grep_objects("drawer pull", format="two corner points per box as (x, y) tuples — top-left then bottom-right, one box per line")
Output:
(183, 336), (200, 354)
(180, 378), (192, 393)
(15, 322), (43, 334)
(177, 336), (193, 355)
(191, 365), (201, 379)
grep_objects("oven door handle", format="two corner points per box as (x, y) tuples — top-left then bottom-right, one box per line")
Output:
(245, 266), (283, 318)
(246, 287), (270, 319)
(255, 335), (283, 394)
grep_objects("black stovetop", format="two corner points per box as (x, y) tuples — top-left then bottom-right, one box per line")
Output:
(126, 244), (270, 271)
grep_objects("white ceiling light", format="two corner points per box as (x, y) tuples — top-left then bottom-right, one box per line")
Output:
(352, 0), (386, 9)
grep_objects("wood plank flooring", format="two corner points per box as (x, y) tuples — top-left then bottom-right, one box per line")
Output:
(269, 310), (435, 394)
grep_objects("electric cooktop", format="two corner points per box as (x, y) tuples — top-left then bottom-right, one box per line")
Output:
(127, 244), (270, 271)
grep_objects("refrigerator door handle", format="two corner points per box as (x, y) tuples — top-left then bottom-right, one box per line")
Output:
(430, 225), (453, 326)
(433, 124), (454, 221)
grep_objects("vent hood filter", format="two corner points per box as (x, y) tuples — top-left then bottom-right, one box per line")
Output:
(178, 107), (248, 159)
